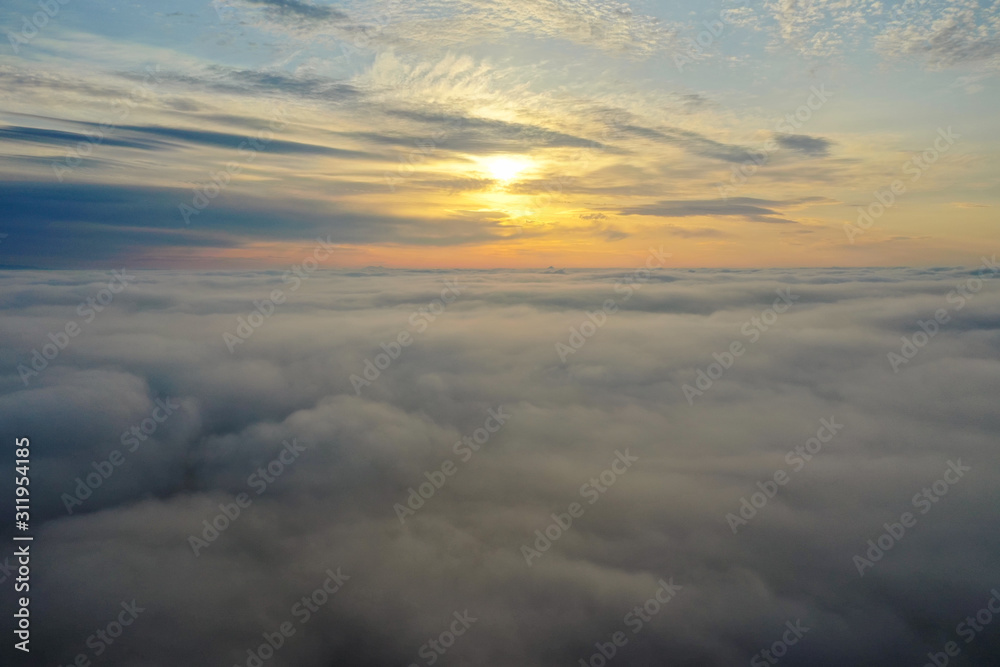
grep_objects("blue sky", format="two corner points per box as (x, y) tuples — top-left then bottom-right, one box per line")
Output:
(1, 0), (998, 268)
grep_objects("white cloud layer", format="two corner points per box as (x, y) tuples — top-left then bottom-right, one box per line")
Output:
(1, 266), (999, 665)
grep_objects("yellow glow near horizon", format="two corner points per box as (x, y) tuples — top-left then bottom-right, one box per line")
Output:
(483, 155), (532, 182)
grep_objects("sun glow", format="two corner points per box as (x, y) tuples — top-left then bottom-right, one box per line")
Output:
(483, 155), (532, 182)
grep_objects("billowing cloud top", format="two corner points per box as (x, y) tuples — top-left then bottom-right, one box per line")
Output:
(1, 266), (999, 665)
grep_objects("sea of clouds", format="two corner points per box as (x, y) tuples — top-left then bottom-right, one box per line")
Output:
(1, 265), (999, 666)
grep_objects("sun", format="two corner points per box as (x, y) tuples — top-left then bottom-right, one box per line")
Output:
(483, 155), (532, 182)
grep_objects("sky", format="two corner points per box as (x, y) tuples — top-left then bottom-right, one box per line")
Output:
(1, 265), (999, 665)
(1, 0), (998, 269)
(3, 4), (999, 664)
